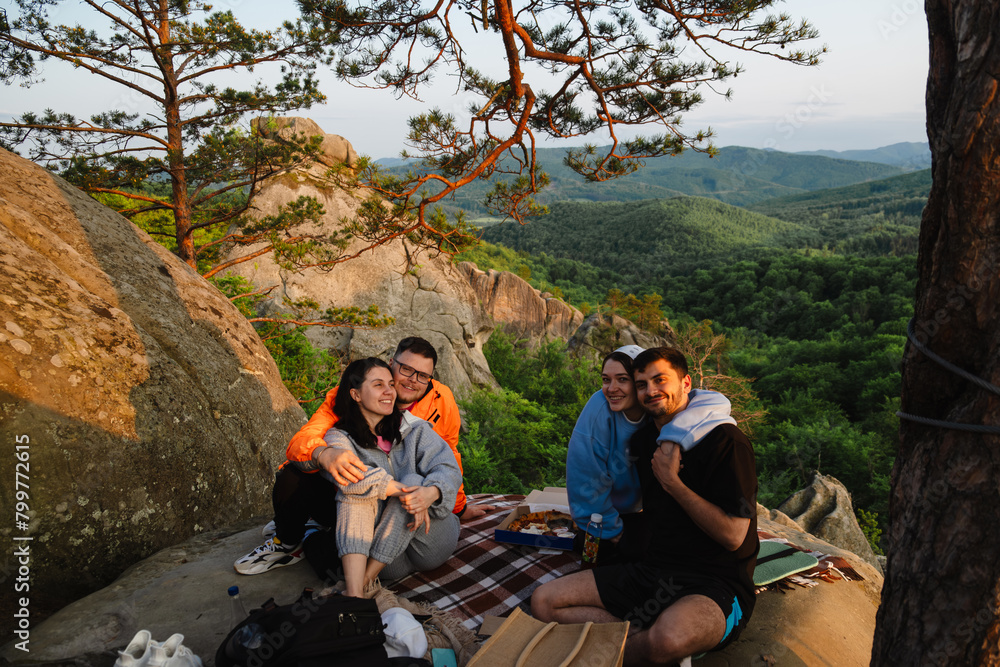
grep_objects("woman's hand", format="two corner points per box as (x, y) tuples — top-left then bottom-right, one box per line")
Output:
(317, 447), (368, 486)
(399, 485), (441, 515)
(408, 508), (431, 534)
(385, 479), (408, 497)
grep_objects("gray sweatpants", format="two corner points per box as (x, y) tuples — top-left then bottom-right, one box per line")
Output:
(336, 493), (460, 581)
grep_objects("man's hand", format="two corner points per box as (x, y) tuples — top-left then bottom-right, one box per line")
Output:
(408, 508), (431, 534)
(459, 502), (497, 522)
(399, 485), (441, 515)
(651, 441), (684, 495)
(318, 447), (368, 486)
(652, 441), (749, 551)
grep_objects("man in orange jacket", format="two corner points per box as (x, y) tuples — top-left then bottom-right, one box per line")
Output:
(235, 337), (493, 575)
(288, 336), (486, 516)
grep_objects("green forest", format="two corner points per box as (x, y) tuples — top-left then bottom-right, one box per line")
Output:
(452, 166), (931, 555)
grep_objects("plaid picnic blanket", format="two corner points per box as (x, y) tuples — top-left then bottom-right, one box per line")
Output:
(388, 496), (865, 630)
(391, 494), (581, 630)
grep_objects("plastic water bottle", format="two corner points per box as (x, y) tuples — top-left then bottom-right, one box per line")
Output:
(228, 585), (247, 627)
(228, 586), (264, 651)
(233, 624), (265, 651)
(582, 513), (602, 567)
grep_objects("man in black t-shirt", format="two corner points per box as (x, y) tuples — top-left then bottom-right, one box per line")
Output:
(532, 347), (759, 664)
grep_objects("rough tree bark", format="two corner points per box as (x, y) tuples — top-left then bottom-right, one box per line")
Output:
(872, 1), (1000, 665)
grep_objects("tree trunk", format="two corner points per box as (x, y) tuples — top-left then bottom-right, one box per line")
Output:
(871, 1), (1000, 665)
(154, 1), (196, 269)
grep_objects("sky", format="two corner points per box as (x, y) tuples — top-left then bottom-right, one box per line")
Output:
(0, 0), (929, 160)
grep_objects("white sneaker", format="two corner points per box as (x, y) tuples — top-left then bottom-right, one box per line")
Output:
(159, 633), (202, 667)
(115, 631), (202, 667)
(116, 630), (152, 667)
(234, 538), (304, 575)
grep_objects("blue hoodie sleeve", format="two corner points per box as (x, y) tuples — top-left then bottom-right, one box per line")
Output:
(657, 389), (737, 451)
(566, 391), (627, 540)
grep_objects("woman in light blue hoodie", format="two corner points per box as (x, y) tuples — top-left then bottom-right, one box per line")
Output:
(566, 345), (735, 563)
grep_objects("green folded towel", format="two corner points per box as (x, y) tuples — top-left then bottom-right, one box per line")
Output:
(753, 541), (820, 586)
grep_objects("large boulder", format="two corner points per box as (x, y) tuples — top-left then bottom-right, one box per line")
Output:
(1, 511), (882, 666)
(777, 472), (882, 572)
(459, 262), (585, 341)
(251, 116), (360, 169)
(699, 511), (883, 667)
(567, 312), (675, 362)
(0, 148), (304, 633)
(222, 122), (497, 395)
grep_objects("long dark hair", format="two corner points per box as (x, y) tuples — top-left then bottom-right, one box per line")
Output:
(333, 358), (402, 449)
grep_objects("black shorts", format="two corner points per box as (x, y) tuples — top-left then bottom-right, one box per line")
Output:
(593, 562), (749, 648)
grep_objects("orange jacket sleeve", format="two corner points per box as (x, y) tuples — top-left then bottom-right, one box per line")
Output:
(285, 386), (341, 468)
(410, 382), (466, 513)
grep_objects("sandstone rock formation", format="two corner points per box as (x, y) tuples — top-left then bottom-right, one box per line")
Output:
(251, 116), (360, 169)
(222, 120), (497, 395)
(568, 312), (675, 362)
(2, 509), (882, 666)
(0, 147), (305, 632)
(777, 472), (882, 571)
(459, 262), (585, 341)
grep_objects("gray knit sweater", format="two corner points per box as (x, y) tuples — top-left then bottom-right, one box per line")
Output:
(321, 411), (461, 518)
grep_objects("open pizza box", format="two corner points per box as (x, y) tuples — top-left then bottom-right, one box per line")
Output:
(494, 487), (576, 550)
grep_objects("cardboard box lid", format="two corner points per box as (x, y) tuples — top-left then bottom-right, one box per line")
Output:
(523, 487), (568, 509)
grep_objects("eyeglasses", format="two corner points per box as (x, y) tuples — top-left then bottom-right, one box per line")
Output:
(392, 359), (432, 384)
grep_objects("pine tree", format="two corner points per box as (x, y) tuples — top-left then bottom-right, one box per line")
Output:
(303, 0), (824, 232)
(0, 0), (337, 271)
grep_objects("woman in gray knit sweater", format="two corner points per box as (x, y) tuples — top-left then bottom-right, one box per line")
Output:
(323, 358), (462, 597)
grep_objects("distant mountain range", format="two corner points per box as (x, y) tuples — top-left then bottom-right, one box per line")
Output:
(794, 142), (930, 171)
(378, 143), (926, 215)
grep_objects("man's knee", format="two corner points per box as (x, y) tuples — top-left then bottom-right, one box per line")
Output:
(531, 581), (557, 621)
(644, 622), (688, 663)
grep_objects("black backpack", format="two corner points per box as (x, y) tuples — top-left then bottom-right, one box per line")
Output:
(216, 589), (389, 667)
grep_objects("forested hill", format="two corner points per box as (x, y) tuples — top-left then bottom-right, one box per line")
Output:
(383, 145), (905, 214)
(480, 196), (805, 277)
(748, 168), (931, 222)
(481, 168), (931, 275)
(747, 169), (932, 256)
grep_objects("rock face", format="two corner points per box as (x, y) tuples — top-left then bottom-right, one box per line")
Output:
(1, 510), (882, 666)
(777, 472), (882, 571)
(221, 123), (496, 394)
(459, 262), (585, 341)
(706, 512), (883, 667)
(0, 148), (305, 632)
(252, 116), (360, 169)
(568, 312), (675, 362)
